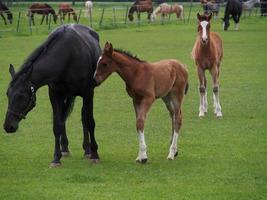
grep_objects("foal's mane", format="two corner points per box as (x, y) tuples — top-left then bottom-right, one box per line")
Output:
(11, 26), (66, 85)
(114, 48), (144, 63)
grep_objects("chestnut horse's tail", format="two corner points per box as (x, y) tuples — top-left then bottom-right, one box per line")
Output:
(185, 82), (189, 95)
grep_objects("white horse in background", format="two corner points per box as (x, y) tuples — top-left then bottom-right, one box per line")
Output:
(85, 1), (93, 17)
(242, 0), (260, 16)
(151, 3), (183, 22)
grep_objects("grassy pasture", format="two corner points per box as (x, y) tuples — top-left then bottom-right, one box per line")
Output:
(0, 8), (267, 200)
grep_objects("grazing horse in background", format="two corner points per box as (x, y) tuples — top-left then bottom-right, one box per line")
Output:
(222, 0), (242, 31)
(28, 3), (57, 25)
(192, 13), (223, 118)
(201, 0), (222, 18)
(85, 1), (93, 17)
(94, 42), (188, 162)
(242, 0), (260, 16)
(3, 24), (101, 167)
(128, 0), (153, 21)
(151, 3), (183, 21)
(58, 3), (78, 23)
(0, 1), (12, 24)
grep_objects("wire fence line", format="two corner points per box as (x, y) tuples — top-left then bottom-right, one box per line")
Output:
(0, 1), (266, 36)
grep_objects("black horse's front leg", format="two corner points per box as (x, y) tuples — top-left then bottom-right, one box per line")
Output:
(49, 88), (70, 167)
(82, 90), (99, 162)
(0, 13), (7, 25)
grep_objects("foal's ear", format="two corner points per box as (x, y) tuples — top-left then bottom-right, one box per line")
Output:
(9, 64), (15, 79)
(207, 13), (212, 21)
(104, 41), (113, 57)
(197, 13), (201, 21)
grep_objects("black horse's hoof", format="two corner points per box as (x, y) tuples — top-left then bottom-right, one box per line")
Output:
(90, 158), (100, 164)
(84, 154), (91, 159)
(136, 158), (147, 164)
(49, 162), (61, 168)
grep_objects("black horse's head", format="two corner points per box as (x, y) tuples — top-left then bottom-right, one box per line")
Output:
(222, 17), (229, 31)
(3, 64), (36, 133)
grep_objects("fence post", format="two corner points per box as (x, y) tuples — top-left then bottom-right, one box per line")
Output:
(77, 9), (82, 24)
(16, 11), (21, 33)
(187, 0), (193, 23)
(137, 6), (141, 26)
(89, 7), (92, 27)
(48, 14), (52, 31)
(99, 8), (105, 27)
(125, 6), (129, 24)
(112, 7), (116, 26)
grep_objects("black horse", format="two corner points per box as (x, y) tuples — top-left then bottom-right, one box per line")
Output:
(3, 24), (101, 167)
(0, 1), (12, 24)
(222, 0), (242, 31)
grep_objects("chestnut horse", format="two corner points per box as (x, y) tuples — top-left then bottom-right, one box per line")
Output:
(192, 13), (223, 118)
(0, 1), (12, 24)
(94, 42), (188, 163)
(151, 3), (183, 21)
(128, 0), (153, 22)
(28, 3), (57, 25)
(58, 3), (78, 23)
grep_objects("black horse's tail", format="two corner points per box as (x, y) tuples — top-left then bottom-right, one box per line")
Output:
(185, 82), (189, 95)
(63, 96), (76, 121)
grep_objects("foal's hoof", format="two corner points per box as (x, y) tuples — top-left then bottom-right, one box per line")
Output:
(62, 151), (71, 157)
(136, 158), (147, 164)
(90, 158), (100, 164)
(49, 162), (62, 168)
(215, 112), (223, 118)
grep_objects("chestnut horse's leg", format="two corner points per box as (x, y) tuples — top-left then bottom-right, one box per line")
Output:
(210, 66), (222, 117)
(163, 92), (183, 160)
(133, 97), (154, 163)
(197, 67), (208, 117)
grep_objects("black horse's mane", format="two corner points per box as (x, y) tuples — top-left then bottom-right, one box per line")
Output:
(114, 48), (144, 63)
(11, 26), (67, 84)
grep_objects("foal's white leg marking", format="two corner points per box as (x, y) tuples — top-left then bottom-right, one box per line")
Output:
(167, 130), (179, 160)
(199, 91), (205, 117)
(136, 130), (147, 162)
(213, 88), (222, 117)
(234, 23), (239, 31)
(204, 90), (208, 114)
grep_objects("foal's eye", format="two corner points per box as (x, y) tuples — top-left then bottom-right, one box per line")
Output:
(102, 63), (107, 67)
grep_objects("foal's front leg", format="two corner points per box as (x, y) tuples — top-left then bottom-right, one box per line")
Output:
(133, 97), (154, 163)
(210, 66), (222, 117)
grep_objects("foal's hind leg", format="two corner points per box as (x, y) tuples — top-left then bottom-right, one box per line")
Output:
(210, 66), (222, 117)
(163, 93), (183, 160)
(82, 89), (99, 162)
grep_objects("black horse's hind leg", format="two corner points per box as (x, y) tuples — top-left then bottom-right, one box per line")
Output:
(82, 89), (99, 162)
(49, 88), (70, 167)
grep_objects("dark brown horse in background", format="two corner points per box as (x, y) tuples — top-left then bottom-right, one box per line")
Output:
(0, 1), (12, 25)
(28, 3), (57, 25)
(192, 13), (223, 118)
(58, 3), (78, 23)
(128, 0), (153, 22)
(94, 42), (188, 163)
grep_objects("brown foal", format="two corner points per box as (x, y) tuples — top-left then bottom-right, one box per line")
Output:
(192, 13), (223, 118)
(94, 42), (188, 163)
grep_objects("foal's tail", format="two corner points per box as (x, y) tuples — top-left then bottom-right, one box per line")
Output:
(185, 82), (189, 95)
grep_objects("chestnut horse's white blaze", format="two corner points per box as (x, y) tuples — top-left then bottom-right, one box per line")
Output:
(192, 13), (223, 118)
(94, 42), (188, 163)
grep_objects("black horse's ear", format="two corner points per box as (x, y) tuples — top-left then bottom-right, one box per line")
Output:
(9, 64), (15, 79)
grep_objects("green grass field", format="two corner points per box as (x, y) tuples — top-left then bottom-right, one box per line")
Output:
(0, 7), (266, 200)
